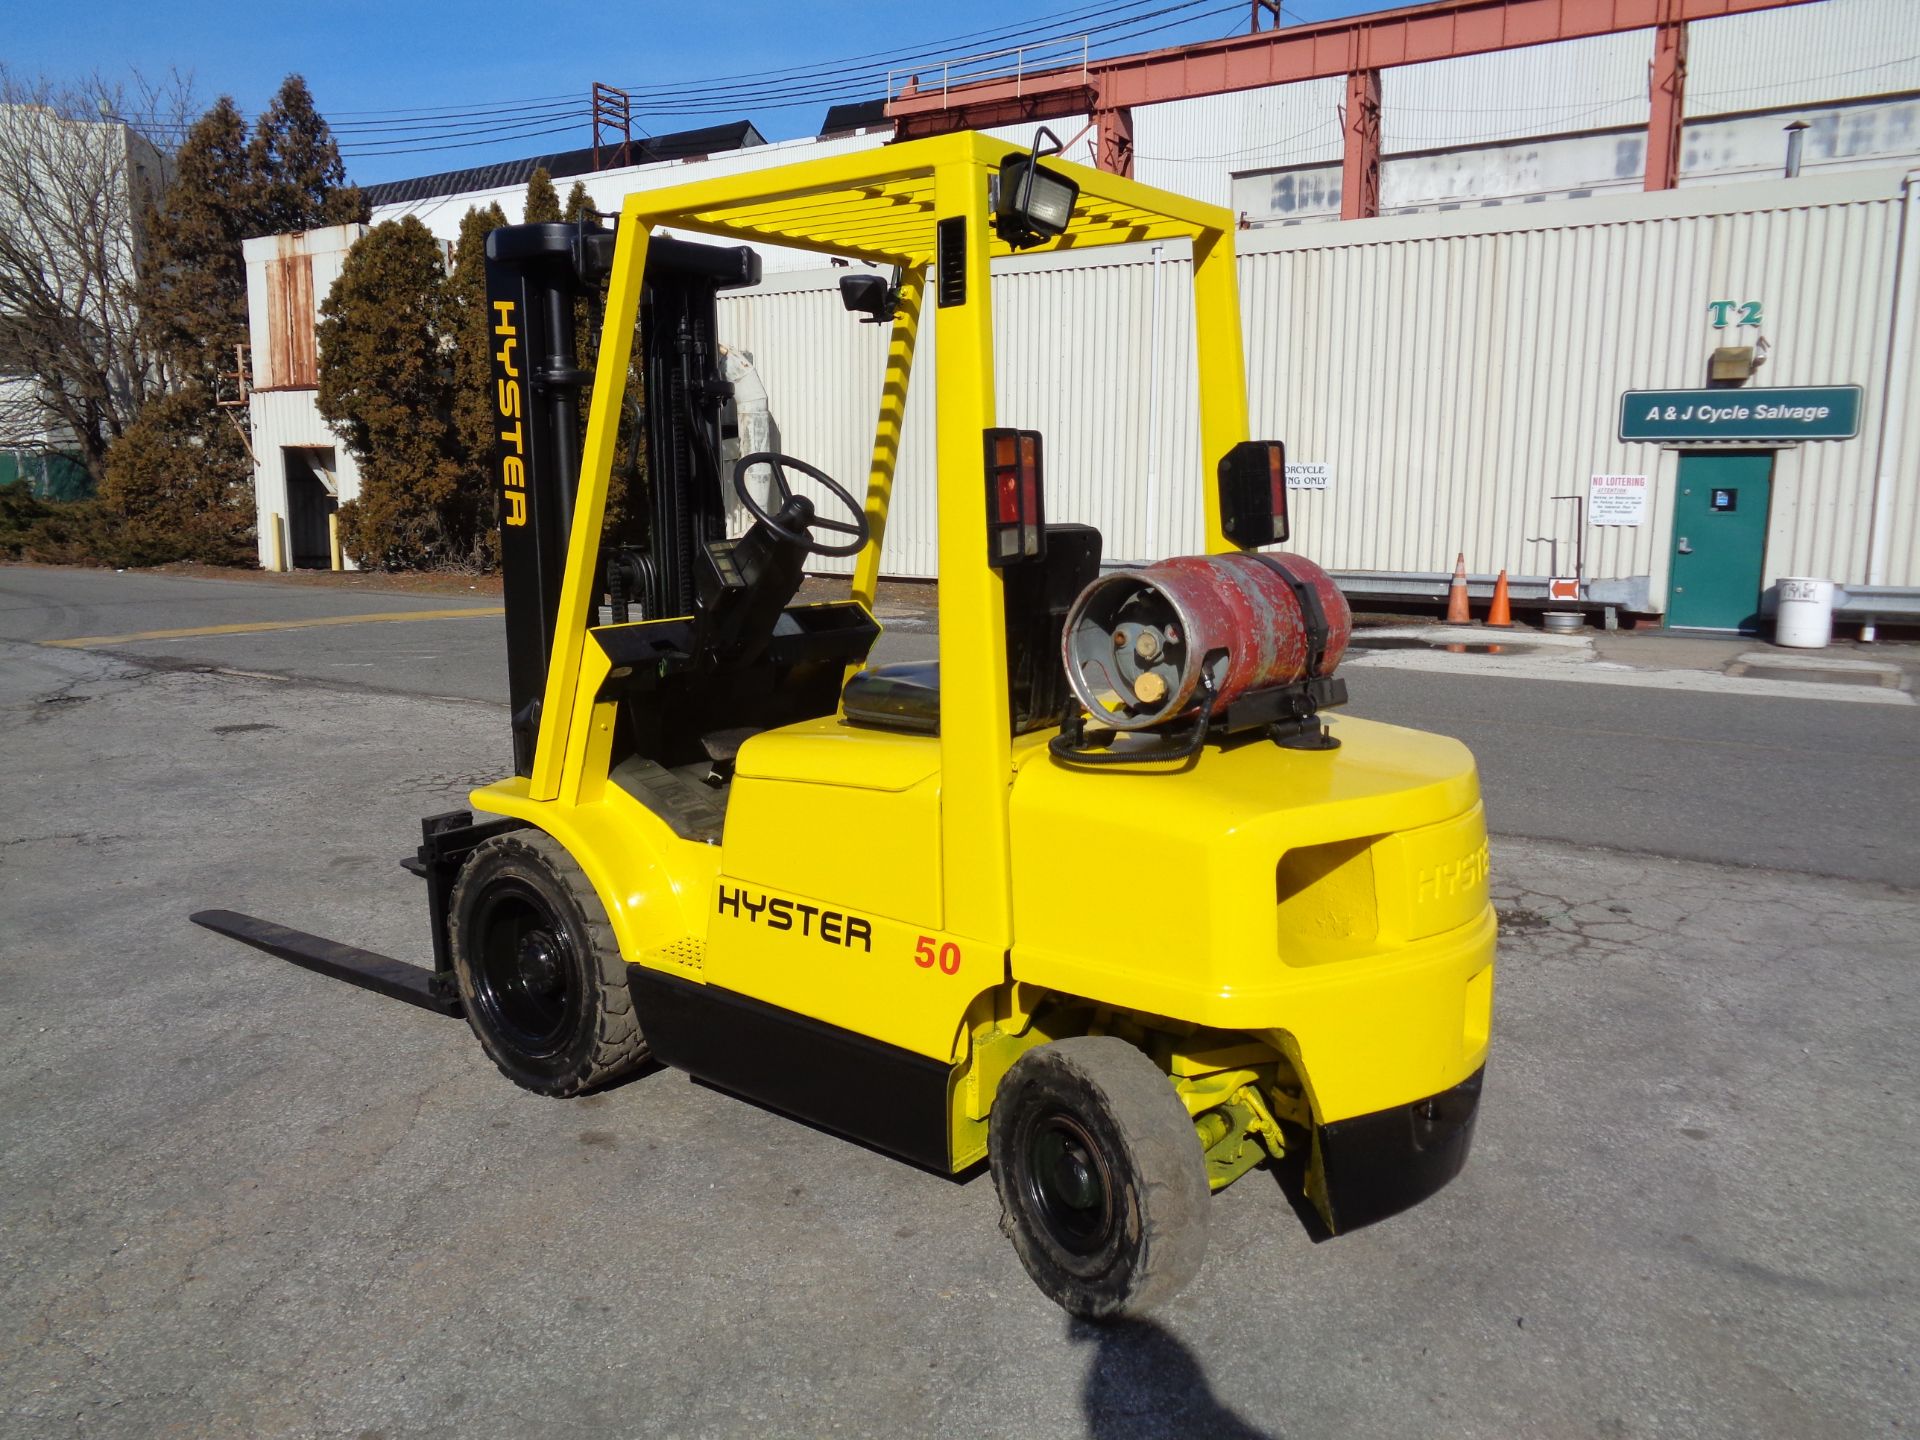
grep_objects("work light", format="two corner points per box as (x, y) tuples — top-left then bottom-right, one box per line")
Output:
(995, 128), (1078, 250)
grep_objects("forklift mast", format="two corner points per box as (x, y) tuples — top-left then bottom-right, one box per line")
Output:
(483, 221), (760, 775)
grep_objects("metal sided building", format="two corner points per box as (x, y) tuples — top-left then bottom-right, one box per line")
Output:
(241, 224), (367, 571)
(236, 0), (1919, 623)
(716, 164), (1920, 630)
(1236, 165), (1918, 630)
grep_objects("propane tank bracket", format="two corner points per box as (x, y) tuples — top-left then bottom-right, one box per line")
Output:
(1219, 674), (1347, 750)
(1048, 672), (1346, 767)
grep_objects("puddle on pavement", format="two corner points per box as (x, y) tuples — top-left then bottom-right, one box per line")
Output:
(1349, 636), (1543, 657)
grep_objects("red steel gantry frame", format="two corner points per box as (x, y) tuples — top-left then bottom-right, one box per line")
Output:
(887, 0), (1821, 219)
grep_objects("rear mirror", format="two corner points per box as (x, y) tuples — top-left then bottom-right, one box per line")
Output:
(1217, 441), (1290, 549)
(839, 272), (897, 324)
(994, 127), (1078, 251)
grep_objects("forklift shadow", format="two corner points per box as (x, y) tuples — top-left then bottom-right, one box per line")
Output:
(1270, 1140), (1335, 1244)
(1070, 1316), (1278, 1439)
(684, 1075), (991, 1182)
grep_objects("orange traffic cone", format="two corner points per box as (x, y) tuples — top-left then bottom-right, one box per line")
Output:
(1445, 552), (1470, 624)
(1486, 569), (1513, 628)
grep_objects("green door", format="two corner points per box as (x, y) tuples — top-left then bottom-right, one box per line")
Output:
(1667, 451), (1774, 631)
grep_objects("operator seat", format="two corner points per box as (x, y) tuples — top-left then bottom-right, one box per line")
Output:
(842, 524), (1102, 737)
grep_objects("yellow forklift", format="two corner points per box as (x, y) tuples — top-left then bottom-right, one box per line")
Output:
(197, 132), (1494, 1318)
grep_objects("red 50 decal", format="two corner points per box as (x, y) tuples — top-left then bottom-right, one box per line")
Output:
(913, 936), (962, 975)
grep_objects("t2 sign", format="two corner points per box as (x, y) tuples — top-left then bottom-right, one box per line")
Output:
(1708, 300), (1763, 329)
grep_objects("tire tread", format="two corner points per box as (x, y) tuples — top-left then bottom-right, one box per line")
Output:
(991, 1035), (1210, 1318)
(448, 829), (647, 1096)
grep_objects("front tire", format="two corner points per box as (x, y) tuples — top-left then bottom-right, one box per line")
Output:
(448, 830), (647, 1096)
(989, 1037), (1210, 1319)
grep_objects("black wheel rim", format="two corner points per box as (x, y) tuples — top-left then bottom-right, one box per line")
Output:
(1024, 1112), (1115, 1255)
(471, 879), (578, 1057)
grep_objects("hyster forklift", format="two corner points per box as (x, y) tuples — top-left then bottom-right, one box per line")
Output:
(198, 132), (1494, 1319)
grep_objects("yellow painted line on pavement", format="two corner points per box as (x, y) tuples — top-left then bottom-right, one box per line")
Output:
(47, 607), (504, 649)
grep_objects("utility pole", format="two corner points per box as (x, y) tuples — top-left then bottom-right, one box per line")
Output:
(592, 82), (633, 170)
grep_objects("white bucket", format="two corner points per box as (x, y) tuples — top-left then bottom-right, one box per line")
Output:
(1774, 577), (1835, 649)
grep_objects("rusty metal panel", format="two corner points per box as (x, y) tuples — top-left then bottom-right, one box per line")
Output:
(263, 255), (290, 388)
(260, 232), (319, 391)
(267, 252), (317, 388)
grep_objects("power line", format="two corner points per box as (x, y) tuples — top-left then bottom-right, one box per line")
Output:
(338, 1), (1243, 156)
(343, 117), (593, 160)
(335, 0), (1215, 146)
(328, 0), (1192, 127)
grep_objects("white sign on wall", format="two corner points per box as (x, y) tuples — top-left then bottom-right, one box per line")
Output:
(1589, 472), (1650, 525)
(1286, 463), (1332, 491)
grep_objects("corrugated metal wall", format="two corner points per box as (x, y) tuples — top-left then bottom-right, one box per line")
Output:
(718, 167), (1918, 601)
(1689, 0), (1920, 114)
(1133, 81), (1347, 208)
(717, 243), (1206, 578)
(246, 390), (362, 570)
(1382, 33), (1649, 152)
(1875, 179), (1920, 589)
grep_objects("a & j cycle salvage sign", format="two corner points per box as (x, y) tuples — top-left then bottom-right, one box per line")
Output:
(1618, 386), (1862, 442)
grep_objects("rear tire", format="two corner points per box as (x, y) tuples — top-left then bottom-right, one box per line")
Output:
(990, 1036), (1210, 1319)
(448, 830), (647, 1096)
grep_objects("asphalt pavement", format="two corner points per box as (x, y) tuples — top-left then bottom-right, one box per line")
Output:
(2, 632), (1915, 1439)
(6, 565), (1915, 884)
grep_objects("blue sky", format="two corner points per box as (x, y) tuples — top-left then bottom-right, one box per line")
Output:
(9, 0), (1396, 183)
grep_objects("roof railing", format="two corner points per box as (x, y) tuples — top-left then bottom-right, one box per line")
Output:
(886, 37), (1090, 115)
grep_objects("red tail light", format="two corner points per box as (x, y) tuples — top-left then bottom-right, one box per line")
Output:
(1218, 440), (1290, 549)
(984, 428), (1047, 567)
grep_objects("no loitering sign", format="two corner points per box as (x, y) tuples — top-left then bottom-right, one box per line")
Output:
(1589, 473), (1649, 526)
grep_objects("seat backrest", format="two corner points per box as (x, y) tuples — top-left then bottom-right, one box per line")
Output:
(1006, 523), (1102, 734)
(839, 523), (1103, 737)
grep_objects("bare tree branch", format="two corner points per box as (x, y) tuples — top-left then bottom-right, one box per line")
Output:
(0, 66), (188, 485)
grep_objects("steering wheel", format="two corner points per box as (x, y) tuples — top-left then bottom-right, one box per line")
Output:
(733, 452), (871, 559)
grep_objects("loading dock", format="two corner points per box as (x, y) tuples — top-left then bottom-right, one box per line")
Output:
(282, 447), (339, 571)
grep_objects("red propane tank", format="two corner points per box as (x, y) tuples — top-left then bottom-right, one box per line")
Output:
(1061, 552), (1350, 730)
